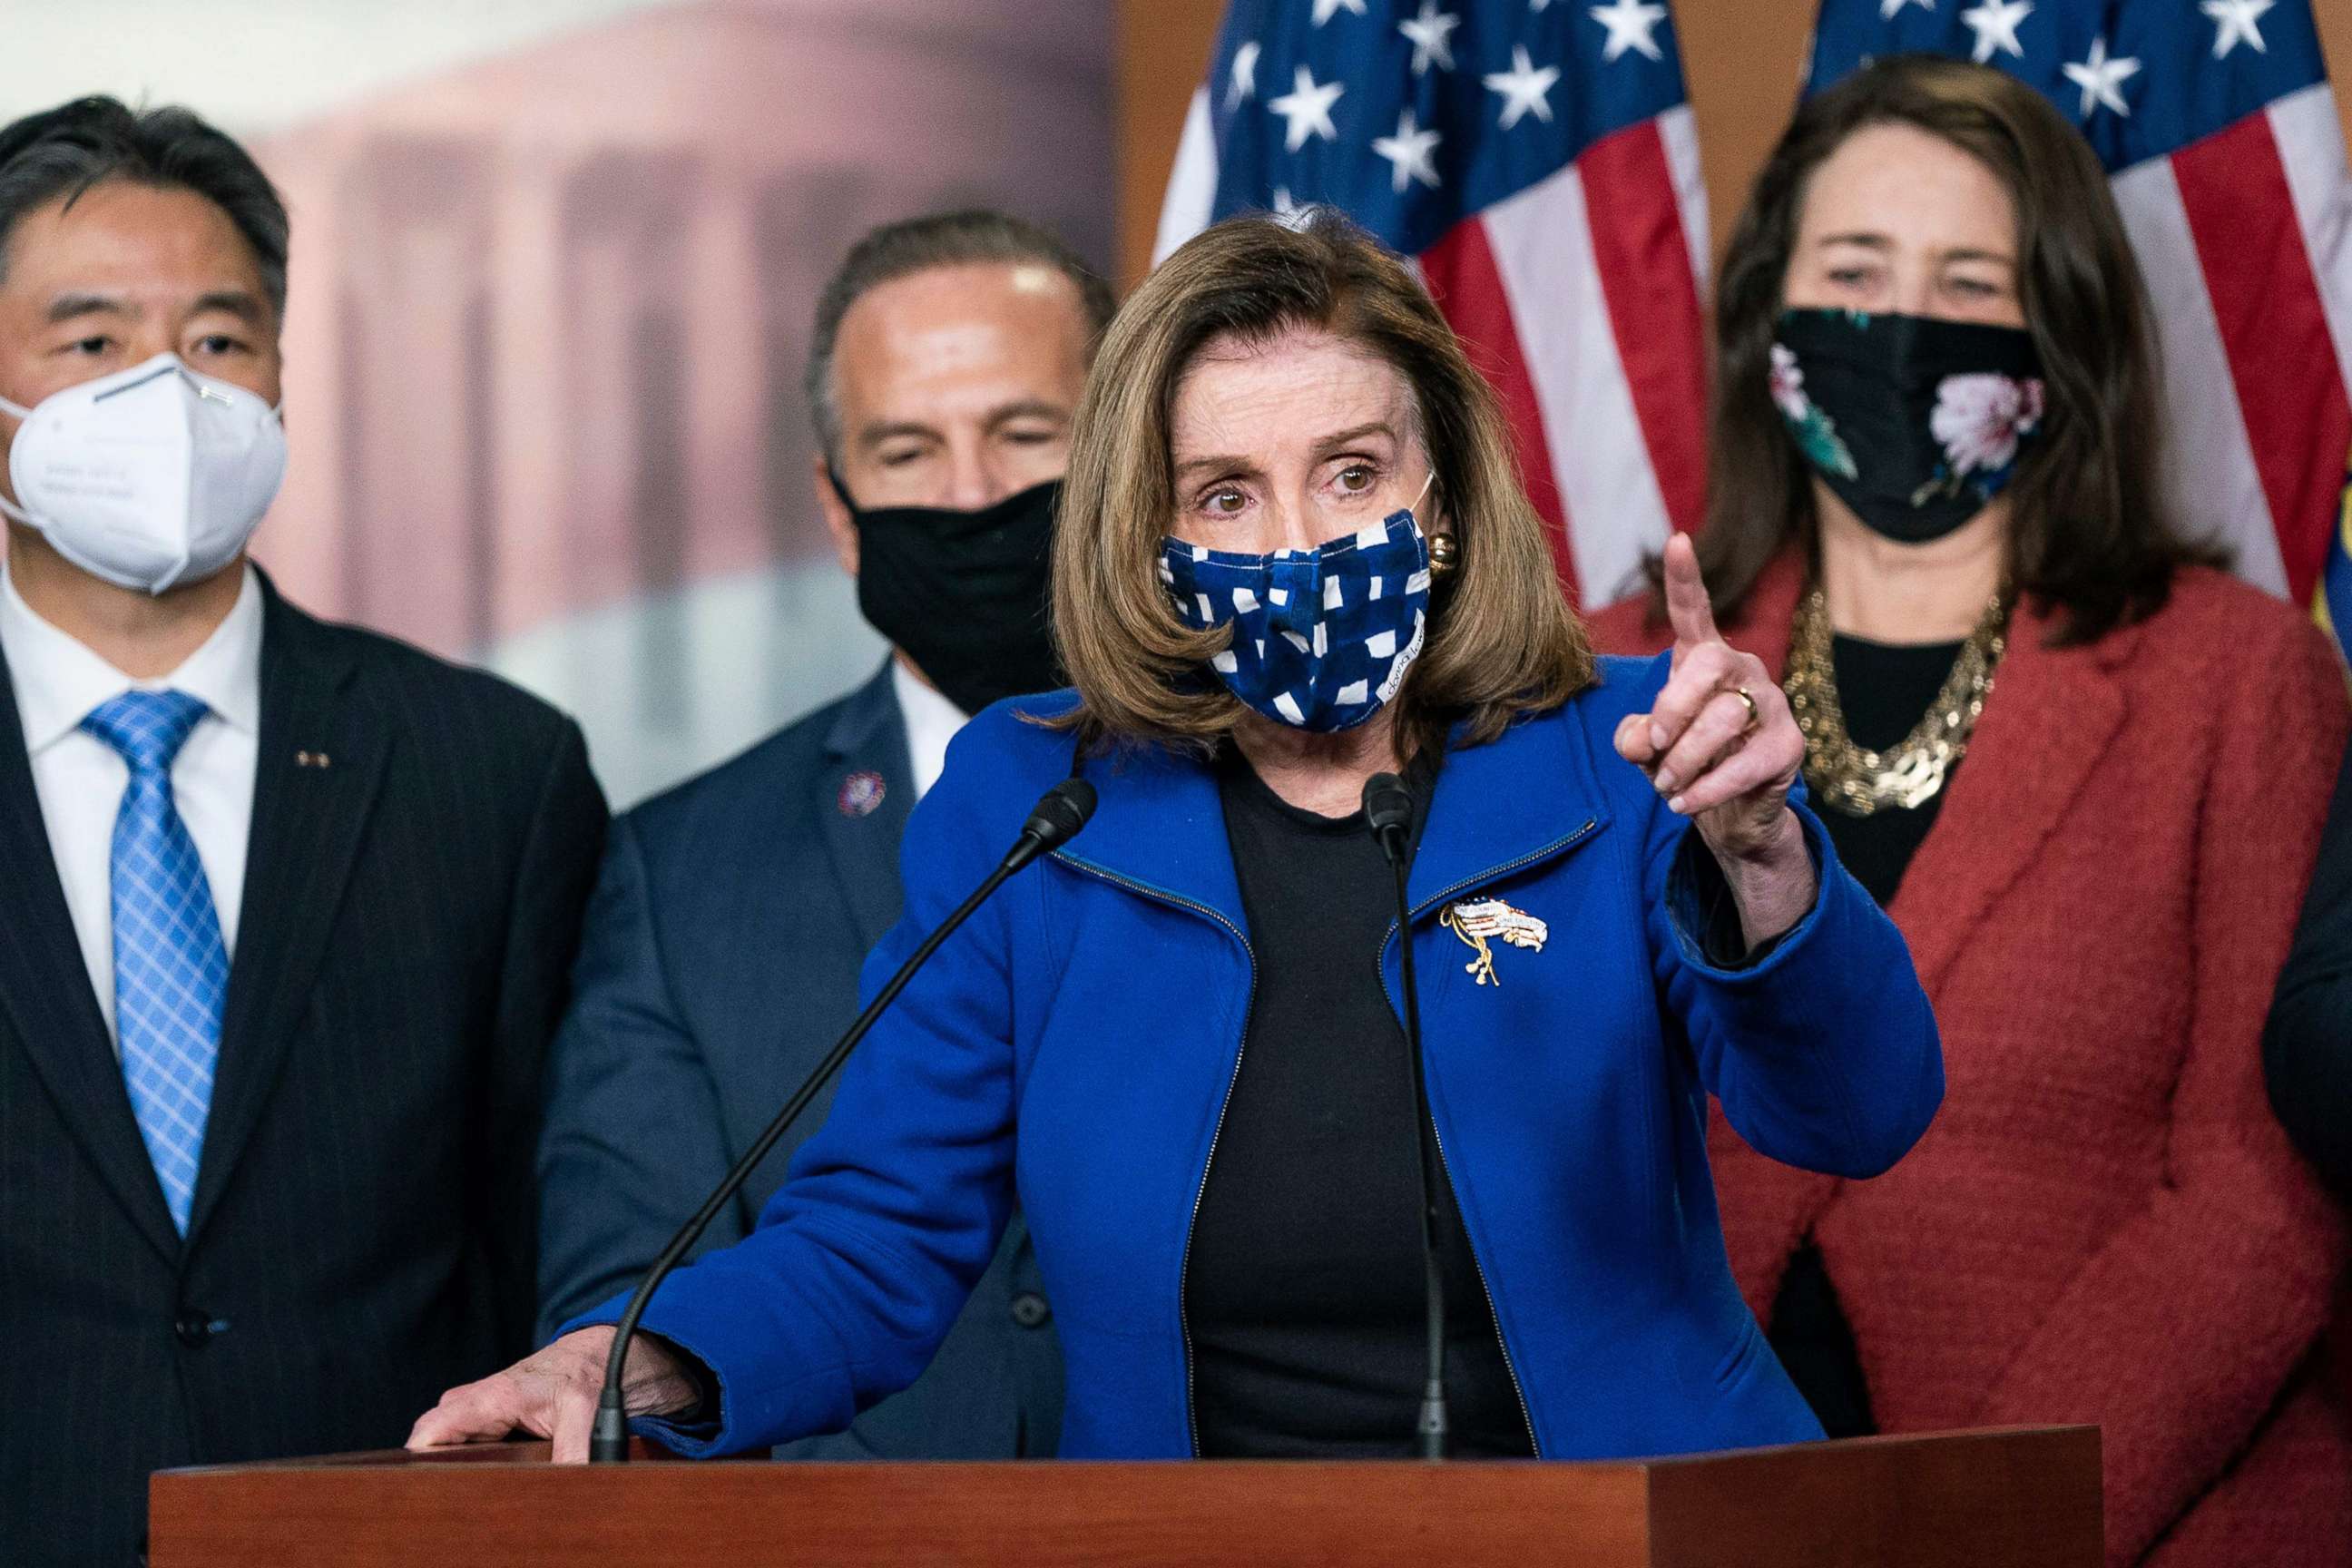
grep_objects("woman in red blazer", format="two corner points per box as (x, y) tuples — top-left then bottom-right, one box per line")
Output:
(1589, 59), (2349, 1566)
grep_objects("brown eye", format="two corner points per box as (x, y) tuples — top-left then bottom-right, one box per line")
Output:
(1337, 465), (1375, 493)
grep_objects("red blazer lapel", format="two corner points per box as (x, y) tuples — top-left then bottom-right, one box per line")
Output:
(1721, 551), (1807, 683)
(1886, 602), (2137, 994)
(1678, 552), (2137, 996)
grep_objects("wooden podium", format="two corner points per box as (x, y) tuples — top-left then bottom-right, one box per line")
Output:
(150, 1426), (2098, 1567)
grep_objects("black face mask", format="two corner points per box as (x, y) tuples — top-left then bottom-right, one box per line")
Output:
(1771, 308), (2046, 544)
(830, 470), (1064, 716)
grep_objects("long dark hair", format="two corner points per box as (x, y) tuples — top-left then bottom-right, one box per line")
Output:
(1681, 54), (2219, 643)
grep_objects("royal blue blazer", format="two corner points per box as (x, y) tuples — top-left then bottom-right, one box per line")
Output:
(580, 652), (1943, 1459)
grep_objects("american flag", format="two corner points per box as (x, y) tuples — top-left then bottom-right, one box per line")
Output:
(1809, 0), (2352, 640)
(1155, 0), (1710, 609)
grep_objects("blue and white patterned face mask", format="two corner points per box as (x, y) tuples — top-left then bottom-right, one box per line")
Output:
(1160, 500), (1433, 732)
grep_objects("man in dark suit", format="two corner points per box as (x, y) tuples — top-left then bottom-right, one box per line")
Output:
(534, 211), (1109, 1456)
(0, 99), (605, 1565)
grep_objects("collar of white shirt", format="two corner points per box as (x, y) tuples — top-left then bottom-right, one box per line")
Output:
(889, 656), (968, 802)
(0, 563), (265, 753)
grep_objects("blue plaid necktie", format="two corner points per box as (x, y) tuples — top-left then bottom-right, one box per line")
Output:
(82, 690), (226, 1237)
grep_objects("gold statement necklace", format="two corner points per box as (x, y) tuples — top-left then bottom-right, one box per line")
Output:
(1781, 585), (2010, 816)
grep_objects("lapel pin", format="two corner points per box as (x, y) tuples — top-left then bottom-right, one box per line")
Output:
(837, 769), (886, 818)
(1441, 897), (1548, 986)
(295, 750), (331, 769)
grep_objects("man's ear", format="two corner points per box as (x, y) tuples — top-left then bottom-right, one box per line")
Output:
(812, 455), (859, 579)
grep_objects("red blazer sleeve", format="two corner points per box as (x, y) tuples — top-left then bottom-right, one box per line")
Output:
(1974, 611), (2350, 1564)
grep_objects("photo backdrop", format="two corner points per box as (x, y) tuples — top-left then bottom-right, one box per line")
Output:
(11, 0), (1113, 806)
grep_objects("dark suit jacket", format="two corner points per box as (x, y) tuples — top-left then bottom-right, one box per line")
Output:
(535, 661), (1063, 1457)
(2268, 740), (2352, 1200)
(0, 575), (606, 1568)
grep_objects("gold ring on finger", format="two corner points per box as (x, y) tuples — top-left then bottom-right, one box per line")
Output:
(1732, 684), (1759, 731)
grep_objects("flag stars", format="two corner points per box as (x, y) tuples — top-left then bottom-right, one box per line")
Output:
(1398, 2), (1462, 75)
(1372, 108), (1443, 192)
(1311, 0), (1367, 24)
(1879, 0), (1934, 17)
(2063, 35), (2141, 119)
(1958, 0), (2031, 64)
(2202, 0), (2276, 58)
(1589, 0), (1668, 64)
(1269, 64), (1345, 152)
(1226, 40), (1260, 111)
(1483, 44), (1562, 129)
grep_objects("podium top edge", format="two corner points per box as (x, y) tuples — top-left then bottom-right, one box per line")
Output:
(154, 1426), (2097, 1479)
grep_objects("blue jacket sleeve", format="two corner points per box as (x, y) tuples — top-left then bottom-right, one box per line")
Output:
(562, 732), (1024, 1455)
(1635, 691), (1944, 1179)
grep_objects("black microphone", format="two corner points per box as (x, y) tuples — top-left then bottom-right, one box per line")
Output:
(1363, 770), (1448, 1460)
(590, 776), (1099, 1463)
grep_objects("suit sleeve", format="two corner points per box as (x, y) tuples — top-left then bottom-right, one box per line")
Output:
(534, 814), (749, 1343)
(1631, 657), (1945, 1181)
(1975, 615), (2351, 1566)
(2264, 741), (2352, 1200)
(563, 728), (1022, 1456)
(478, 717), (607, 1363)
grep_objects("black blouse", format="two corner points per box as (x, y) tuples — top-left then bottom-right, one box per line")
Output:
(1183, 750), (1534, 1458)
(1769, 632), (1965, 1438)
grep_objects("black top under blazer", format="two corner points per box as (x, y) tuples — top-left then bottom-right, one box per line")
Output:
(0, 573), (606, 1568)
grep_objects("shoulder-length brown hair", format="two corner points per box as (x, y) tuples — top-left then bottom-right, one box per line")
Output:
(1049, 210), (1592, 758)
(1683, 54), (2219, 643)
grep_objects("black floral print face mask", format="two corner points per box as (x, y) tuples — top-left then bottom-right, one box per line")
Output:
(1770, 308), (2046, 545)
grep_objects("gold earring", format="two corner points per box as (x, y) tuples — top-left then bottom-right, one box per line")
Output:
(1427, 533), (1460, 577)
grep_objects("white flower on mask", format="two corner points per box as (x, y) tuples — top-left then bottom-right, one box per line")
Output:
(1769, 340), (1857, 480)
(1769, 343), (1809, 421)
(1929, 372), (2045, 477)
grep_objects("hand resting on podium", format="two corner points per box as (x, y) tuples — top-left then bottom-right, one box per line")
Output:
(409, 1327), (702, 1462)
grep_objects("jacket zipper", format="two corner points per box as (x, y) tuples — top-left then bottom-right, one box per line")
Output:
(1050, 853), (1256, 1459)
(1377, 816), (1601, 1458)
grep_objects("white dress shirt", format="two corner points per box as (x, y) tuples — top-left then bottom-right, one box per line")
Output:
(0, 564), (263, 1043)
(890, 657), (969, 801)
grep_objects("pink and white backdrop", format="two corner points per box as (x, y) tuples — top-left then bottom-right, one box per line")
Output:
(13, 0), (1112, 804)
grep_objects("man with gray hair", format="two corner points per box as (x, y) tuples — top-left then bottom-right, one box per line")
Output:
(534, 210), (1108, 1457)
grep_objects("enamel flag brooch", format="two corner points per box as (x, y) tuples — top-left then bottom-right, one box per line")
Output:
(1440, 897), (1548, 986)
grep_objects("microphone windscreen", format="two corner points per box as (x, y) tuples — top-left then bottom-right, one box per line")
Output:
(1023, 778), (1098, 849)
(1362, 771), (1413, 839)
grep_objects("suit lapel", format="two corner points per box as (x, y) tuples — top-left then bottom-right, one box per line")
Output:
(816, 663), (916, 951)
(0, 643), (183, 1260)
(185, 582), (389, 1245)
(1887, 604), (2133, 993)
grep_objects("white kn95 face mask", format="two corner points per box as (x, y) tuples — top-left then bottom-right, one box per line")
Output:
(0, 352), (287, 594)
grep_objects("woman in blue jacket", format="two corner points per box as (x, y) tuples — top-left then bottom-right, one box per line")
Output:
(412, 211), (1942, 1463)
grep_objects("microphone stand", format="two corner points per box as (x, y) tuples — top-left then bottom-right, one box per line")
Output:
(589, 779), (1097, 1463)
(1365, 772), (1448, 1459)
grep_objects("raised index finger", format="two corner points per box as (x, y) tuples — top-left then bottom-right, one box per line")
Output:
(1662, 533), (1719, 651)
